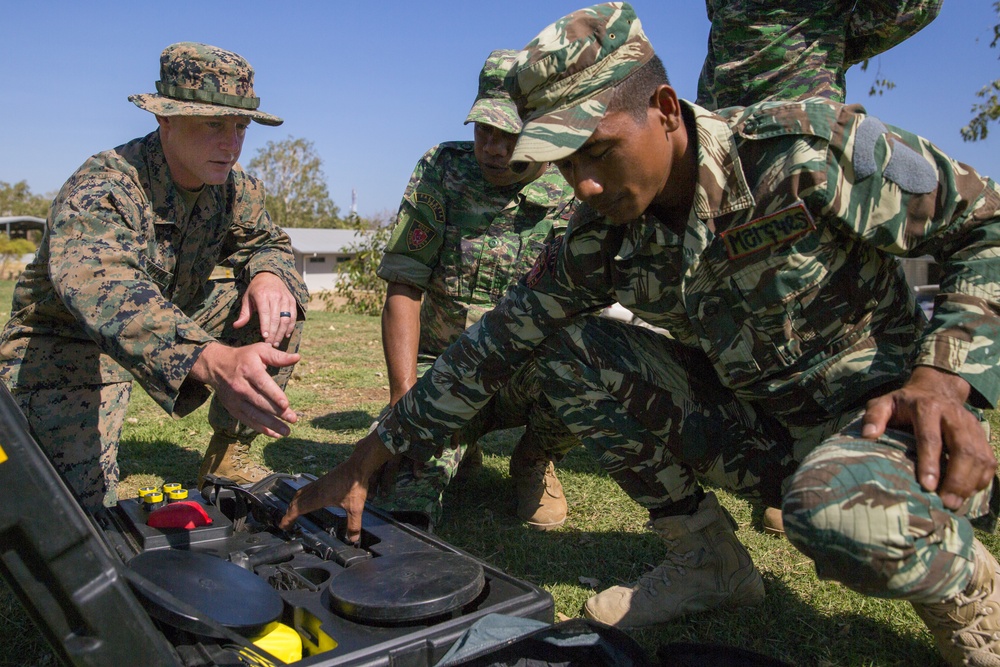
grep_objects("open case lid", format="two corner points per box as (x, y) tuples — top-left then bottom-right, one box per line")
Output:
(0, 383), (180, 667)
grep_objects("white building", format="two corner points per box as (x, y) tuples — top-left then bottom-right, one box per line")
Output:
(283, 227), (376, 293)
(0, 216), (45, 238)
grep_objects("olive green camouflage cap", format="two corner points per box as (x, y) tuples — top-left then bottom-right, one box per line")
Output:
(464, 49), (522, 134)
(505, 2), (653, 164)
(129, 42), (282, 126)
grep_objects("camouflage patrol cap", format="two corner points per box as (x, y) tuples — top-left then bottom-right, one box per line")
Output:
(464, 49), (522, 134)
(129, 42), (282, 126)
(505, 2), (653, 163)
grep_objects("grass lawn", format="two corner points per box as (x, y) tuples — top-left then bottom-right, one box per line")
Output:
(1, 278), (997, 666)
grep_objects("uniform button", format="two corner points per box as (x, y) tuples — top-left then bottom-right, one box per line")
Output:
(488, 239), (500, 248)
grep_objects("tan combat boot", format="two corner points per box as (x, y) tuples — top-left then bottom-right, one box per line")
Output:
(912, 540), (1000, 666)
(583, 491), (764, 627)
(509, 438), (567, 531)
(763, 506), (785, 538)
(453, 441), (483, 484)
(197, 433), (271, 488)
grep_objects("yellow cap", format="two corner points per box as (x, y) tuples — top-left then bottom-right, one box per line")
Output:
(137, 486), (158, 499)
(166, 488), (189, 502)
(249, 622), (303, 663)
(162, 482), (182, 494)
(143, 491), (165, 505)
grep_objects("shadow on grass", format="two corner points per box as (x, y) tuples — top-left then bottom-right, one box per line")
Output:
(309, 409), (378, 431)
(118, 437), (203, 486)
(434, 464), (944, 667)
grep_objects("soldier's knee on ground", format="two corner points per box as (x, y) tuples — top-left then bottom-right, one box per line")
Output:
(783, 441), (934, 597)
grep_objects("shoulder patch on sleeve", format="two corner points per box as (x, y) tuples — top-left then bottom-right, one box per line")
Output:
(412, 191), (446, 224)
(524, 236), (563, 289)
(854, 116), (938, 194)
(405, 219), (435, 252)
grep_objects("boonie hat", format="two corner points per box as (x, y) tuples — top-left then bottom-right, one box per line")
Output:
(505, 2), (653, 164)
(129, 42), (283, 126)
(464, 49), (522, 134)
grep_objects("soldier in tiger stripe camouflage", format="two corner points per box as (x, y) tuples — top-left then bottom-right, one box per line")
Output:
(284, 5), (1000, 664)
(697, 0), (941, 110)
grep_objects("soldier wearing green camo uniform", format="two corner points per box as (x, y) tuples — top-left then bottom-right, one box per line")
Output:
(373, 50), (579, 530)
(0, 42), (308, 512)
(283, 4), (1000, 664)
(697, 0), (941, 110)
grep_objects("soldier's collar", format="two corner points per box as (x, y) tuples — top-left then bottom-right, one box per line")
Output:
(685, 100), (755, 221)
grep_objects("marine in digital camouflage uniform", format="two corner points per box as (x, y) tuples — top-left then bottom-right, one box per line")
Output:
(697, 0), (942, 110)
(372, 49), (580, 529)
(0, 42), (308, 512)
(283, 4), (1000, 664)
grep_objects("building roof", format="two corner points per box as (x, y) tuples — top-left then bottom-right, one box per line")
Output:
(0, 216), (45, 231)
(283, 227), (375, 255)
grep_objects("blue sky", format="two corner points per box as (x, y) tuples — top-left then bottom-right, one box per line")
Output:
(1, 1), (997, 219)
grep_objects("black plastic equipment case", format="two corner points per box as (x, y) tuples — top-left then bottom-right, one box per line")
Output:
(0, 383), (553, 667)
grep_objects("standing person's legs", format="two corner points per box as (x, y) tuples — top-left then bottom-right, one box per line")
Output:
(532, 317), (794, 626)
(188, 277), (304, 487)
(368, 352), (580, 530)
(11, 382), (132, 512)
(469, 356), (581, 530)
(783, 417), (1000, 665)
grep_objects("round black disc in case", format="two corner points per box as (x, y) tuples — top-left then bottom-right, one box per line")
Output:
(327, 551), (485, 623)
(128, 549), (283, 637)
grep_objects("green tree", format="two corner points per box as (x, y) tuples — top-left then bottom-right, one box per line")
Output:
(323, 211), (393, 316)
(860, 58), (897, 97)
(245, 137), (344, 228)
(0, 237), (35, 279)
(961, 1), (1000, 142)
(0, 180), (50, 218)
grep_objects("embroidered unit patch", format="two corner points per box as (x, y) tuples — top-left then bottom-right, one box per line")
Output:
(525, 237), (563, 288)
(721, 202), (815, 259)
(413, 192), (446, 224)
(406, 220), (435, 252)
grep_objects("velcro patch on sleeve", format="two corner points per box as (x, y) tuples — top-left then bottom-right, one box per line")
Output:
(853, 116), (937, 194)
(721, 202), (815, 259)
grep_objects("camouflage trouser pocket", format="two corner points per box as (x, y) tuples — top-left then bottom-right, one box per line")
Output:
(13, 382), (132, 512)
(783, 417), (990, 603)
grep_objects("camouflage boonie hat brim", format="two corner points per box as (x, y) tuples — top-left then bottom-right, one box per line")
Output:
(129, 42), (282, 126)
(465, 49), (522, 134)
(506, 2), (653, 164)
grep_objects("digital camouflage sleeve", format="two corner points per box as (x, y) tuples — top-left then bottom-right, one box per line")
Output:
(377, 142), (573, 359)
(0, 131), (307, 415)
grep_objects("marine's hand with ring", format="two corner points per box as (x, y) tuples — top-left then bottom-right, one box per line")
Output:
(238, 272), (299, 346)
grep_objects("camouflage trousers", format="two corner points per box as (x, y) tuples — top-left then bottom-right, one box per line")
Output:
(369, 351), (580, 526)
(531, 316), (993, 604)
(10, 278), (303, 512)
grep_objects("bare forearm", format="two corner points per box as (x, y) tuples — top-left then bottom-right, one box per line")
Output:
(381, 283), (423, 405)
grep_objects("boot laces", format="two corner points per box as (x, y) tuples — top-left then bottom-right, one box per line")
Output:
(636, 537), (695, 596)
(514, 454), (551, 484)
(228, 444), (267, 474)
(924, 587), (1000, 657)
